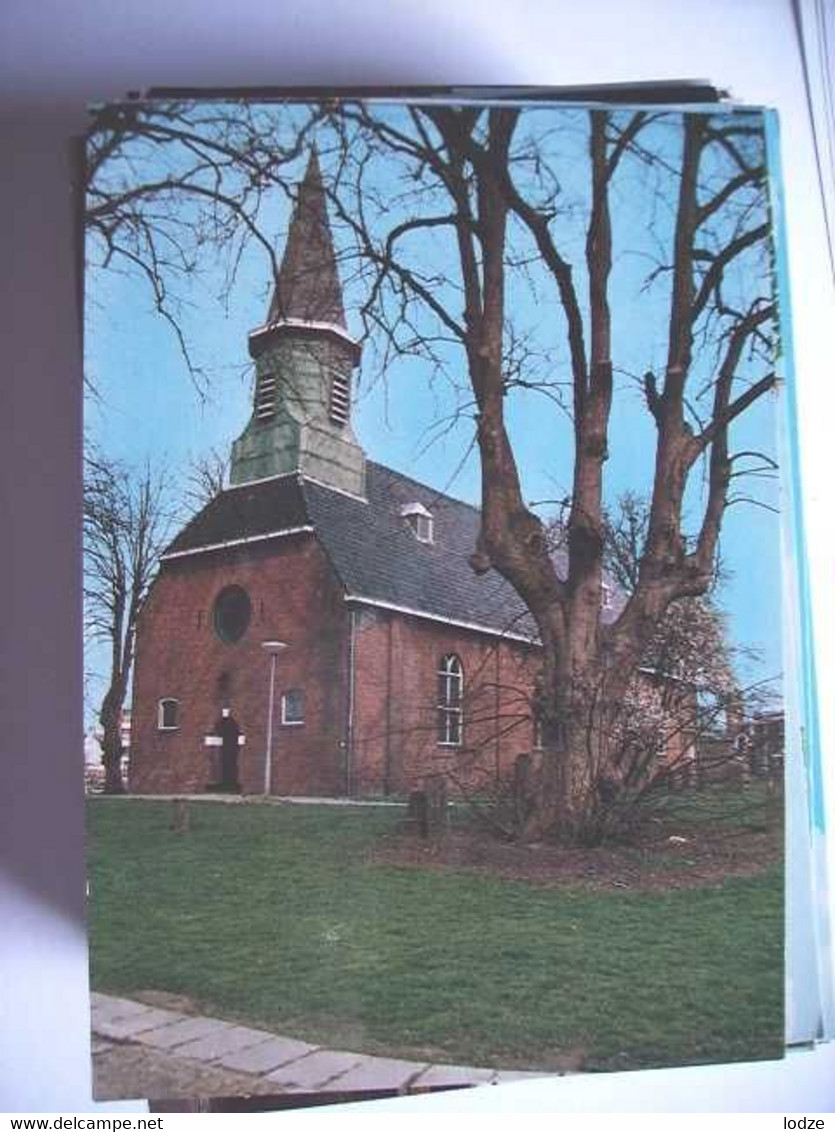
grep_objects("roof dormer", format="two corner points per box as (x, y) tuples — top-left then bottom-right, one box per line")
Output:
(401, 501), (434, 544)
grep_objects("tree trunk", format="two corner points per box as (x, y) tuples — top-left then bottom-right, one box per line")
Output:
(100, 704), (125, 795)
(524, 607), (654, 845)
(525, 649), (608, 844)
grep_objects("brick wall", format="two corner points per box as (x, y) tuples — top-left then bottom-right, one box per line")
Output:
(349, 605), (540, 797)
(130, 532), (349, 796)
(132, 536), (697, 802)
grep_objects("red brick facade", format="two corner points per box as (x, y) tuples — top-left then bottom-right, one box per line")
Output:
(131, 532), (350, 796)
(350, 606), (539, 797)
(130, 533), (542, 798)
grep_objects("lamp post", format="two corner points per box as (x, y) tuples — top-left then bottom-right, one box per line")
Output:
(261, 640), (287, 796)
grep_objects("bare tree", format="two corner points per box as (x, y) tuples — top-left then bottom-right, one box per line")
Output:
(184, 446), (229, 512)
(84, 452), (172, 793)
(319, 104), (777, 841)
(86, 99), (779, 839)
(85, 100), (325, 392)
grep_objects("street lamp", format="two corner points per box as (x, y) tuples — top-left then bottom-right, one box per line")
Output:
(261, 640), (287, 796)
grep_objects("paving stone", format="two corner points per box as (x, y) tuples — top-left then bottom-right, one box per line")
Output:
(93, 1008), (185, 1041)
(265, 1049), (364, 1091)
(490, 1070), (550, 1084)
(412, 1063), (496, 1088)
(139, 1016), (230, 1050)
(87, 992), (521, 1097)
(91, 1040), (284, 1102)
(325, 1056), (430, 1092)
(219, 1035), (318, 1074)
(91, 996), (161, 1025)
(171, 1025), (275, 1062)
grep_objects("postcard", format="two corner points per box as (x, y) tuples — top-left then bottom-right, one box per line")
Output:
(84, 94), (788, 1104)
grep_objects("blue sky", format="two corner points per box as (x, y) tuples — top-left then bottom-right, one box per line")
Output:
(85, 101), (784, 708)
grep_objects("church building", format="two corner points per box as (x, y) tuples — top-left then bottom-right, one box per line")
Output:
(129, 152), (554, 798)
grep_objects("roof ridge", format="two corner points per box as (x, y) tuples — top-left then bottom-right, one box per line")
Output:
(366, 459), (481, 516)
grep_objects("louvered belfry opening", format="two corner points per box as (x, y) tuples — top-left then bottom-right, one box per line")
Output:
(329, 370), (350, 427)
(254, 370), (276, 420)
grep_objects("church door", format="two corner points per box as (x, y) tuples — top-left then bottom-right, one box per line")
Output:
(218, 715), (241, 792)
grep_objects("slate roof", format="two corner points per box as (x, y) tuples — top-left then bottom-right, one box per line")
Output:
(306, 463), (538, 639)
(163, 461), (626, 640)
(164, 475), (309, 556)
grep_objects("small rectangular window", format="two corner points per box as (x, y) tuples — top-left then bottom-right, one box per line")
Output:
(281, 689), (305, 726)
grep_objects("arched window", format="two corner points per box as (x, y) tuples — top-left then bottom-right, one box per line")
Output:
(437, 654), (463, 746)
(158, 698), (180, 731)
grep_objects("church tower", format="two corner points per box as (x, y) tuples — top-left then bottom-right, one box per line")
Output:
(230, 150), (365, 497)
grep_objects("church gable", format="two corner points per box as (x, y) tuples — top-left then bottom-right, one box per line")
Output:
(131, 531), (350, 796)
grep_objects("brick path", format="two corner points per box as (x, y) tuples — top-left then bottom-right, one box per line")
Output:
(91, 993), (544, 1099)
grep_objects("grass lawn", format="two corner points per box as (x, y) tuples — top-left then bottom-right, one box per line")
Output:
(86, 797), (783, 1072)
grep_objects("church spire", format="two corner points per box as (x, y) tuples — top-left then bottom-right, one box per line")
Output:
(267, 147), (346, 328)
(231, 148), (365, 496)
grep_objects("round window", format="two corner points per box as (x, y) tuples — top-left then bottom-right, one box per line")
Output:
(213, 585), (252, 644)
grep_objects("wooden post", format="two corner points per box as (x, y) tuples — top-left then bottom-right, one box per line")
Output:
(424, 774), (448, 839)
(171, 798), (190, 834)
(406, 790), (429, 838)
